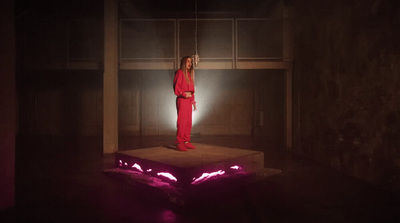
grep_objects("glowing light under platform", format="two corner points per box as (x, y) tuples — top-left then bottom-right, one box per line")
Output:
(131, 163), (143, 172)
(157, 172), (178, 182)
(191, 170), (226, 185)
(230, 165), (241, 170)
(117, 157), (246, 186)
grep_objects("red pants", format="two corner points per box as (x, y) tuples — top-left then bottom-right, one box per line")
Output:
(176, 97), (192, 144)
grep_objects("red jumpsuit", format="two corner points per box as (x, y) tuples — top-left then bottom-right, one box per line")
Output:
(173, 69), (195, 144)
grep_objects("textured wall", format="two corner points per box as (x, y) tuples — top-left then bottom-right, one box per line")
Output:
(18, 69), (285, 141)
(293, 0), (400, 189)
(18, 71), (103, 136)
(15, 2), (285, 140)
(0, 0), (16, 210)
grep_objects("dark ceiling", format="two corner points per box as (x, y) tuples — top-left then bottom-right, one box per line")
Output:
(120, 0), (281, 18)
(15, 0), (281, 20)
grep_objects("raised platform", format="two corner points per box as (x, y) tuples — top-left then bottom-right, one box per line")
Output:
(105, 143), (281, 205)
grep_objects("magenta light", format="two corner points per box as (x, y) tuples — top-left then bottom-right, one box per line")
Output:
(146, 169), (152, 172)
(161, 210), (177, 222)
(157, 172), (178, 182)
(124, 162), (128, 166)
(131, 163), (143, 172)
(230, 165), (241, 170)
(118, 160), (123, 167)
(191, 170), (225, 185)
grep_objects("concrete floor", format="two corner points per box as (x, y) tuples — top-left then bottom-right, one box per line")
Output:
(1, 135), (400, 223)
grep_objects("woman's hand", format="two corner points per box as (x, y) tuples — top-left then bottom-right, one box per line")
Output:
(193, 103), (197, 111)
(184, 92), (192, 98)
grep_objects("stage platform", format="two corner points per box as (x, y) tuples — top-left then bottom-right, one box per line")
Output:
(104, 143), (281, 205)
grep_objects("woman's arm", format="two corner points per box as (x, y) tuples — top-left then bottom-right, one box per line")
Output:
(174, 70), (185, 97)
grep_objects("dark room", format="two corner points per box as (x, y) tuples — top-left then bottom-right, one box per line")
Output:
(1, 0), (400, 222)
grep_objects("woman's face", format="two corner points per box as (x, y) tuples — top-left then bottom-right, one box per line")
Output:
(186, 58), (192, 70)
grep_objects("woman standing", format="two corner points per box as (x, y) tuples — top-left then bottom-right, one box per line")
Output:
(174, 56), (197, 151)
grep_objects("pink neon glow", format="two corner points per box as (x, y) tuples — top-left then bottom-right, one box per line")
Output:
(131, 163), (143, 172)
(118, 160), (123, 166)
(146, 169), (152, 172)
(119, 160), (122, 163)
(191, 170), (225, 185)
(157, 172), (178, 182)
(230, 165), (241, 170)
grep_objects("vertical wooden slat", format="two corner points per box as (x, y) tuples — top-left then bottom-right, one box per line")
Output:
(0, 0), (16, 210)
(104, 0), (119, 153)
(283, 4), (294, 149)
